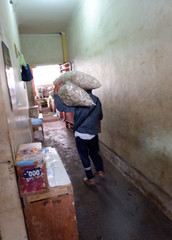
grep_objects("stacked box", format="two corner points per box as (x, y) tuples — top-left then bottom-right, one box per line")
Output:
(15, 142), (48, 197)
(29, 105), (39, 118)
(17, 162), (47, 197)
(15, 144), (79, 239)
(16, 142), (42, 163)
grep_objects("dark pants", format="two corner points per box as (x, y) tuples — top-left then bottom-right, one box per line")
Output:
(75, 135), (104, 180)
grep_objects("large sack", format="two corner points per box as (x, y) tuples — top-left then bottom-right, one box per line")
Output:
(58, 82), (94, 106)
(53, 70), (101, 90)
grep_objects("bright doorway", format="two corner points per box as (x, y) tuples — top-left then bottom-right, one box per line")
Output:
(32, 64), (60, 113)
(33, 64), (60, 98)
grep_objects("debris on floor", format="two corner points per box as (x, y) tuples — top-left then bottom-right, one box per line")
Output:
(34, 119), (172, 240)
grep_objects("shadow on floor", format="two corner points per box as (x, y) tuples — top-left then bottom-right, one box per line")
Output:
(34, 121), (172, 240)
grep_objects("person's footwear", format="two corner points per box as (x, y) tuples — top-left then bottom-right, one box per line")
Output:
(97, 171), (105, 178)
(83, 177), (96, 187)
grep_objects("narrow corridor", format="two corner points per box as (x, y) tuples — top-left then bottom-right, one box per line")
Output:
(35, 120), (172, 240)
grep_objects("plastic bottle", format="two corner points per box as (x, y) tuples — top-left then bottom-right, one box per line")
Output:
(43, 148), (54, 178)
(43, 148), (50, 162)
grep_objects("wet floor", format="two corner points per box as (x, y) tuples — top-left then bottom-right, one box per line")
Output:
(35, 120), (172, 240)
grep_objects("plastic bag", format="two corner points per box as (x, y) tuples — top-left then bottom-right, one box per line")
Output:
(53, 70), (101, 90)
(21, 64), (33, 82)
(58, 82), (94, 106)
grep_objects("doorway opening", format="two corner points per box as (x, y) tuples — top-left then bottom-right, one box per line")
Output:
(32, 64), (60, 114)
(30, 62), (74, 143)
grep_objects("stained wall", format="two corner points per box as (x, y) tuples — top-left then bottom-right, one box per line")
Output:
(0, 1), (31, 156)
(0, 1), (30, 239)
(66, 0), (172, 219)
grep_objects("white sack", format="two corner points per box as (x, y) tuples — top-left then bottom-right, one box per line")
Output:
(53, 70), (101, 90)
(58, 82), (94, 106)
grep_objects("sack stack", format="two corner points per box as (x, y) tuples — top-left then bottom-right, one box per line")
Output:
(53, 70), (101, 106)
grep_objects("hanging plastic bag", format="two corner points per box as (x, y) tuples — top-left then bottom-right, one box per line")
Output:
(19, 54), (27, 67)
(21, 64), (33, 82)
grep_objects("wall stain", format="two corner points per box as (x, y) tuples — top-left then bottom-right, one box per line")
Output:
(138, 25), (144, 31)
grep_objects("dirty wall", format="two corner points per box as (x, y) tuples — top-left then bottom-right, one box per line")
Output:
(0, 1), (30, 155)
(66, 0), (172, 219)
(0, 1), (29, 239)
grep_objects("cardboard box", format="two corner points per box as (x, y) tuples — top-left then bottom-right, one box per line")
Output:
(15, 142), (43, 166)
(15, 143), (48, 197)
(29, 105), (39, 118)
(17, 162), (48, 197)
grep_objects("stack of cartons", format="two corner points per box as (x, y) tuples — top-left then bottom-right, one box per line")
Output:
(29, 105), (44, 142)
(15, 143), (78, 240)
(15, 142), (48, 197)
(29, 106), (39, 118)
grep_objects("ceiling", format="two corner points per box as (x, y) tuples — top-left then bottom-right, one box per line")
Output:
(13, 0), (83, 34)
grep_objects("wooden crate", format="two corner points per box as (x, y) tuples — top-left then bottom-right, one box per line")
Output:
(17, 145), (79, 239)
(24, 194), (78, 240)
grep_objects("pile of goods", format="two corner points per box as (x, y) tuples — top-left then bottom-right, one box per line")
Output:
(53, 70), (101, 106)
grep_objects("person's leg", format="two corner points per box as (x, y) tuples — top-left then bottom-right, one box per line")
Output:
(75, 137), (94, 180)
(88, 135), (104, 173)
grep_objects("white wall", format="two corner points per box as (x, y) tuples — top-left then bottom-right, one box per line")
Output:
(66, 0), (172, 219)
(0, 1), (31, 155)
(20, 34), (63, 66)
(0, 1), (29, 239)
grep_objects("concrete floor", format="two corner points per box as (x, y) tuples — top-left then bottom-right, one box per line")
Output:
(35, 119), (172, 240)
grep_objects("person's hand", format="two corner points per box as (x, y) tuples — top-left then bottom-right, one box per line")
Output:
(54, 80), (63, 94)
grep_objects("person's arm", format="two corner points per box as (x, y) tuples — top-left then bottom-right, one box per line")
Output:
(54, 80), (75, 113)
(98, 99), (103, 120)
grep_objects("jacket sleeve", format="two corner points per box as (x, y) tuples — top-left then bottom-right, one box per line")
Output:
(54, 94), (75, 112)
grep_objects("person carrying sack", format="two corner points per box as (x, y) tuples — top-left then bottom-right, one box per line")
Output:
(54, 80), (104, 187)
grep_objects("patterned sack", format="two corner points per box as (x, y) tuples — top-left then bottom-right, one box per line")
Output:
(53, 70), (101, 90)
(58, 82), (94, 107)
